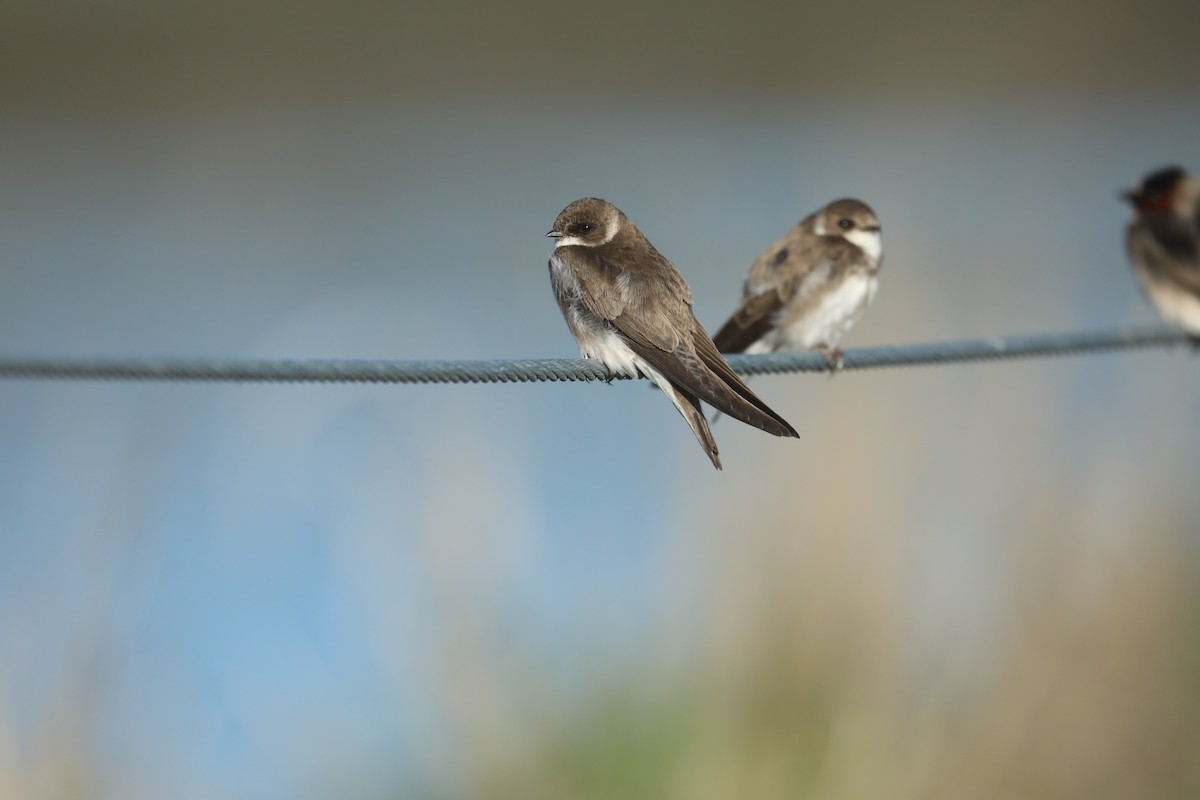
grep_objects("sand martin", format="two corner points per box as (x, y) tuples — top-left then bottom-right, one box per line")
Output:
(711, 198), (883, 371)
(546, 197), (799, 470)
(1122, 166), (1200, 343)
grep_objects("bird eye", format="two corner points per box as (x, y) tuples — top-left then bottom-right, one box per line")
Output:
(838, 219), (853, 230)
(569, 223), (595, 235)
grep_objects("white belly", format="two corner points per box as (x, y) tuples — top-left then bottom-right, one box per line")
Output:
(773, 272), (877, 352)
(1140, 271), (1200, 335)
(551, 251), (652, 378)
(570, 318), (644, 378)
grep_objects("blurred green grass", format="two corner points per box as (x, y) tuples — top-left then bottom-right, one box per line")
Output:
(464, 526), (1200, 800)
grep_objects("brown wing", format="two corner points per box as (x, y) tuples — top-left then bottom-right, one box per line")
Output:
(685, 327), (798, 437)
(711, 290), (786, 353)
(711, 221), (819, 353)
(567, 241), (798, 438)
(567, 242), (690, 351)
(715, 233), (879, 353)
(622, 328), (797, 438)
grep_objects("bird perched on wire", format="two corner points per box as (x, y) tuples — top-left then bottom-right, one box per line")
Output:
(711, 198), (883, 371)
(546, 197), (799, 470)
(1122, 166), (1200, 345)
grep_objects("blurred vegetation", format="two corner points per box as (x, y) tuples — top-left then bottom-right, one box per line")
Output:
(464, 528), (1200, 800)
(7, 491), (1199, 800)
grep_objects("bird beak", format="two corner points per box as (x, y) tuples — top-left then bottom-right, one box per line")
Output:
(546, 230), (562, 239)
(1119, 189), (1136, 204)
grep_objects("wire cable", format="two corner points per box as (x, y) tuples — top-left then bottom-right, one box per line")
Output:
(0, 327), (1190, 385)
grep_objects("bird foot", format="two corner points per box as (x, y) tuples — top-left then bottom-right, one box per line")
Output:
(815, 346), (844, 375)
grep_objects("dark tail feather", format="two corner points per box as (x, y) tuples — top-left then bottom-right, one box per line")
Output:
(643, 370), (723, 469)
(690, 337), (798, 438)
(710, 371), (755, 425)
(631, 337), (797, 439)
(680, 390), (722, 470)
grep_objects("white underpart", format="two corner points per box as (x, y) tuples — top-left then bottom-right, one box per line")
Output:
(1138, 269), (1200, 335)
(549, 247), (701, 441)
(569, 321), (695, 423)
(772, 271), (878, 352)
(570, 322), (643, 377)
(551, 250), (674, 381)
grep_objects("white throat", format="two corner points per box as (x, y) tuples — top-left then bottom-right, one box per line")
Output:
(843, 228), (882, 263)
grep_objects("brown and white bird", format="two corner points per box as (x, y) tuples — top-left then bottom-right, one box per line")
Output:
(546, 197), (799, 470)
(1122, 166), (1200, 343)
(711, 198), (883, 370)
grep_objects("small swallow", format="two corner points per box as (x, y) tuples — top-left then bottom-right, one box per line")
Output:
(546, 197), (799, 470)
(1122, 166), (1200, 343)
(711, 199), (883, 371)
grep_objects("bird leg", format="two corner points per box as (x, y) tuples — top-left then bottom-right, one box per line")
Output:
(814, 345), (844, 374)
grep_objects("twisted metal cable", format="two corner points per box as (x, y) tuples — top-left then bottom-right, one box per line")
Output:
(0, 327), (1190, 385)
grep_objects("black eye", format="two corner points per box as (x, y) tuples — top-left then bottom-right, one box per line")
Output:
(569, 222), (595, 235)
(838, 219), (853, 230)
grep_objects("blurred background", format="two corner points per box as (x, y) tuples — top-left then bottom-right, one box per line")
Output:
(3, 1), (1200, 797)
